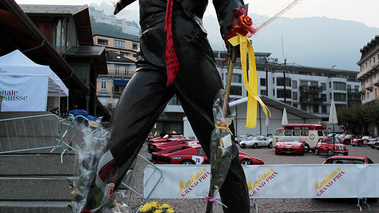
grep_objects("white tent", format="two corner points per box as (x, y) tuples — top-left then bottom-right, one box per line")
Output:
(0, 49), (68, 111)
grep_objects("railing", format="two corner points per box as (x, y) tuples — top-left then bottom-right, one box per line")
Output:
(0, 114), (65, 155)
(0, 113), (161, 209)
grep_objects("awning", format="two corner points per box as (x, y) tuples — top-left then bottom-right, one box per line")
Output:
(114, 80), (129, 86)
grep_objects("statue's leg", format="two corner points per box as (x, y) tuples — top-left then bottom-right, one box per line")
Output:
(84, 67), (174, 211)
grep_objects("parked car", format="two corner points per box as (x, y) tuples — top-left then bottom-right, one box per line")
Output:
(239, 135), (272, 149)
(148, 134), (187, 144)
(148, 139), (199, 153)
(322, 155), (374, 164)
(236, 134), (252, 143)
(275, 136), (306, 155)
(368, 139), (379, 149)
(150, 144), (264, 165)
(314, 137), (348, 156)
(339, 134), (357, 145)
(351, 136), (372, 147)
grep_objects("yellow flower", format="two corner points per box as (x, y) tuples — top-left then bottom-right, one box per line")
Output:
(167, 208), (175, 213)
(139, 206), (147, 212)
(162, 203), (170, 209)
(154, 210), (162, 213)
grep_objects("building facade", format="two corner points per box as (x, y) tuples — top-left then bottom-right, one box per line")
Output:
(215, 51), (361, 126)
(357, 35), (379, 104)
(94, 35), (138, 113)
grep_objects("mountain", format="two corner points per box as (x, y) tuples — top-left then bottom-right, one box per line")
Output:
(89, 2), (379, 71)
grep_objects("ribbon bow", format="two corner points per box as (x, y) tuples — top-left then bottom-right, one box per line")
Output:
(204, 195), (228, 208)
(228, 21), (271, 128)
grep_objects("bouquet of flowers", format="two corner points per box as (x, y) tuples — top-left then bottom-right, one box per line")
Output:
(68, 120), (131, 213)
(206, 90), (238, 212)
(139, 202), (174, 213)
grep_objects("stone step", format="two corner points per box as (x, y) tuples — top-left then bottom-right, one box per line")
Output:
(0, 201), (71, 213)
(0, 176), (74, 201)
(0, 154), (75, 176)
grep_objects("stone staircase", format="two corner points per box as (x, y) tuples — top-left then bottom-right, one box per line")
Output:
(0, 112), (153, 213)
(0, 112), (76, 212)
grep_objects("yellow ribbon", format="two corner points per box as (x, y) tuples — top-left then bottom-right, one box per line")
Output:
(228, 34), (271, 128)
(215, 124), (233, 135)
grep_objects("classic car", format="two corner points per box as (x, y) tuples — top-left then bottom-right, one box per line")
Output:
(148, 139), (199, 153)
(351, 136), (373, 147)
(314, 137), (348, 156)
(150, 144), (264, 165)
(275, 136), (306, 155)
(339, 134), (357, 145)
(239, 135), (273, 149)
(322, 155), (374, 164)
(147, 134), (187, 144)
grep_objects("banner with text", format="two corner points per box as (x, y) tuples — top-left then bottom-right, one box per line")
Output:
(144, 164), (379, 199)
(0, 75), (48, 111)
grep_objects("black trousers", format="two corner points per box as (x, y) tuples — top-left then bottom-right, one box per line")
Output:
(88, 10), (250, 213)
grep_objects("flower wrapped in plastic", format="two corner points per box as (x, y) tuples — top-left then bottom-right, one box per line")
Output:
(206, 90), (238, 212)
(68, 120), (131, 213)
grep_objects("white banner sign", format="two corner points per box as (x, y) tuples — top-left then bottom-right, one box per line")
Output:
(0, 75), (48, 111)
(144, 164), (379, 199)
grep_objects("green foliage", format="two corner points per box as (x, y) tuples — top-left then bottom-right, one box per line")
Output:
(337, 101), (379, 134)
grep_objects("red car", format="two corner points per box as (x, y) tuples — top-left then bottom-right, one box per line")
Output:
(148, 134), (187, 144)
(322, 156), (374, 164)
(339, 134), (357, 145)
(352, 136), (376, 147)
(150, 144), (264, 165)
(275, 136), (305, 155)
(314, 137), (348, 156)
(148, 139), (199, 153)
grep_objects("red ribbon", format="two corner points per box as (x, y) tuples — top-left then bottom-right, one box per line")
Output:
(164, 0), (180, 87)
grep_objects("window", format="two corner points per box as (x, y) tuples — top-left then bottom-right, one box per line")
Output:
(293, 130), (300, 136)
(321, 83), (326, 91)
(260, 78), (266, 86)
(292, 80), (297, 89)
(101, 80), (106, 89)
(115, 66), (120, 75)
(277, 89), (291, 98)
(301, 131), (309, 136)
(114, 40), (125, 47)
(232, 74), (242, 83)
(97, 39), (108, 45)
(321, 94), (327, 101)
(230, 86), (242, 96)
(292, 92), (297, 100)
(322, 105), (327, 113)
(334, 93), (346, 101)
(260, 90), (266, 95)
(333, 82), (346, 91)
(313, 105), (319, 113)
(284, 130), (292, 136)
(132, 43), (138, 49)
(277, 77), (291, 87)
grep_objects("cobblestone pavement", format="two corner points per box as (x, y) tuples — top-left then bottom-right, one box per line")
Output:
(125, 144), (379, 213)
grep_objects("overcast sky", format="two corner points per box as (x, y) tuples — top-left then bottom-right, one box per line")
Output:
(14, 0), (379, 28)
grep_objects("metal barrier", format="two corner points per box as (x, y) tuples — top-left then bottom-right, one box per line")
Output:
(0, 113), (162, 210)
(121, 153), (163, 212)
(0, 114), (66, 155)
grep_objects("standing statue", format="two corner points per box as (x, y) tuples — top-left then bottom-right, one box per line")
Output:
(83, 0), (251, 212)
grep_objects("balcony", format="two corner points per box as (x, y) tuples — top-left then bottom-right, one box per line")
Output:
(374, 78), (379, 86)
(299, 86), (323, 93)
(357, 61), (379, 80)
(365, 82), (373, 91)
(299, 97), (324, 103)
